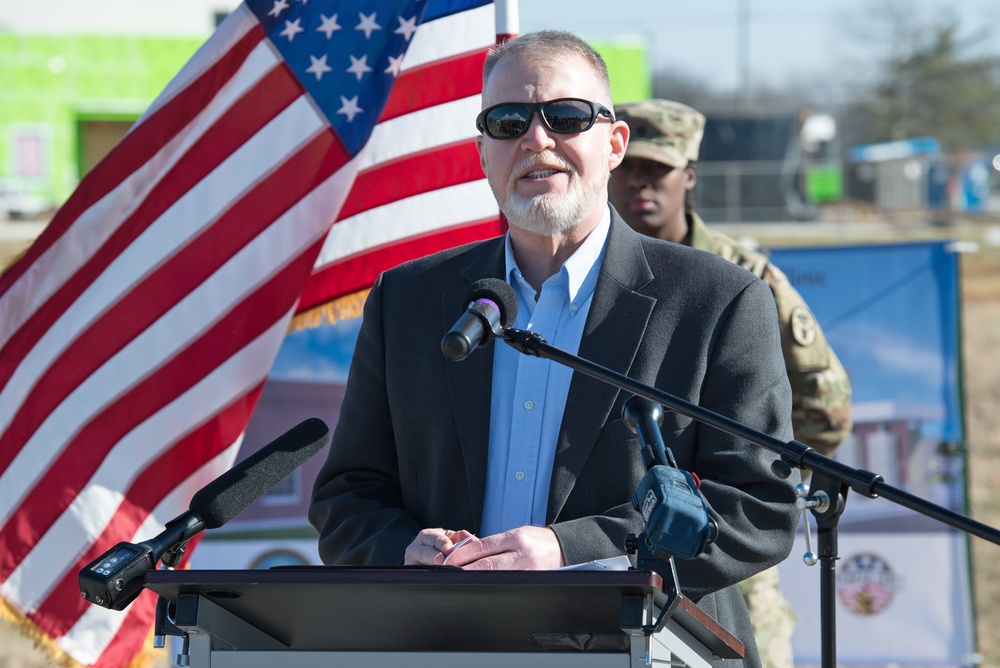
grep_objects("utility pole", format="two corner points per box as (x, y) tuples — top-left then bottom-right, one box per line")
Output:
(737, 0), (751, 112)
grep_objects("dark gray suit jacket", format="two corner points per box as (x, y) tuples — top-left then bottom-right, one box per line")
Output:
(309, 208), (799, 667)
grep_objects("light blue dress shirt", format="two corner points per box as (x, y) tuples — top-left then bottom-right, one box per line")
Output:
(480, 207), (611, 537)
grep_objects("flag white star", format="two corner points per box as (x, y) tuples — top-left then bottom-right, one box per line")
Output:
(305, 54), (333, 81)
(316, 14), (341, 39)
(338, 95), (363, 122)
(355, 12), (382, 39)
(384, 54), (405, 77)
(280, 18), (305, 42)
(267, 0), (290, 19)
(346, 54), (373, 82)
(394, 16), (418, 42)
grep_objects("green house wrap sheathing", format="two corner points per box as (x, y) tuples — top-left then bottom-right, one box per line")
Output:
(0, 33), (204, 204)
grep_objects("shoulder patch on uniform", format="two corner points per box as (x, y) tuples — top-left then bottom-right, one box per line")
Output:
(790, 305), (818, 347)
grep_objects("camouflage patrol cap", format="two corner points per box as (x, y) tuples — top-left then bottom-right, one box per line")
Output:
(616, 99), (706, 168)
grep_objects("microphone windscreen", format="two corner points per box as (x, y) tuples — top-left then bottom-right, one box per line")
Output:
(464, 278), (518, 328)
(188, 417), (331, 529)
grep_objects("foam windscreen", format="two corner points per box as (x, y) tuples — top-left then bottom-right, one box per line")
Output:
(189, 417), (330, 528)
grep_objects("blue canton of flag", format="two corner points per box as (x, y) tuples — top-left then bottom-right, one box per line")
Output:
(248, 0), (426, 156)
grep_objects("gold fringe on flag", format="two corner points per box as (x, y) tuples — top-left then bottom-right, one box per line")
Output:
(1, 594), (84, 668)
(0, 595), (167, 668)
(289, 289), (370, 333)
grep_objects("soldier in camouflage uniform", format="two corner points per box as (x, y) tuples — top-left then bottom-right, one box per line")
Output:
(608, 99), (853, 668)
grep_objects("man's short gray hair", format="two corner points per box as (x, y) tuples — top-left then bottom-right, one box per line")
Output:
(482, 30), (613, 106)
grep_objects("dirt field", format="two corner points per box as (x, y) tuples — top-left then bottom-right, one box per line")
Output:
(962, 248), (1000, 666)
(2, 216), (1000, 667)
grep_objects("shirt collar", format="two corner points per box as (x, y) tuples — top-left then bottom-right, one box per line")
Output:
(503, 205), (611, 303)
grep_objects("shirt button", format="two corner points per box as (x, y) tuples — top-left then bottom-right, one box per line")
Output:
(515, 470), (525, 481)
(523, 400), (534, 410)
(570, 303), (579, 313)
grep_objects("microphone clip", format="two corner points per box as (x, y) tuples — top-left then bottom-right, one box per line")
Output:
(468, 300), (505, 343)
(502, 327), (546, 357)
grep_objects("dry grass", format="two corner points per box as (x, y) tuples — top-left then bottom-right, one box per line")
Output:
(962, 250), (1000, 665)
(2, 216), (1000, 666)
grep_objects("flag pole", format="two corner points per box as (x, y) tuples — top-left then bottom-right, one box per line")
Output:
(494, 0), (519, 41)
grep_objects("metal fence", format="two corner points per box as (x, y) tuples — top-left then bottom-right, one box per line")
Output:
(694, 160), (817, 223)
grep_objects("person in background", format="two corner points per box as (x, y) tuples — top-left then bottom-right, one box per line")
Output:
(608, 98), (853, 668)
(310, 31), (801, 667)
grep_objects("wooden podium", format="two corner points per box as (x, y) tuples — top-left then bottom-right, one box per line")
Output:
(144, 567), (742, 668)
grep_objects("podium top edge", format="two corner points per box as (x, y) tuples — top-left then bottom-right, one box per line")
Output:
(146, 567), (667, 590)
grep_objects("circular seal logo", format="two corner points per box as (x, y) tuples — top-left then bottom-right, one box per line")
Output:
(790, 305), (818, 347)
(837, 552), (899, 615)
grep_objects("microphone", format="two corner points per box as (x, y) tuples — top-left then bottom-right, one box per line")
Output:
(78, 417), (331, 610)
(441, 278), (518, 361)
(623, 396), (717, 560)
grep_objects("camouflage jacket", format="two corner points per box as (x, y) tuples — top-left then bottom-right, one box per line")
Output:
(688, 212), (852, 455)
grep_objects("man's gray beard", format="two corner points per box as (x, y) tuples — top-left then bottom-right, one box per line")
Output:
(494, 170), (609, 237)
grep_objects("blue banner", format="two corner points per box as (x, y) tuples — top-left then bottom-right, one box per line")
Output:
(772, 240), (966, 519)
(771, 240), (974, 665)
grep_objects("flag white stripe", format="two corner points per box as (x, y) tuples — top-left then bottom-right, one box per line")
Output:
(0, 152), (352, 533)
(402, 4), (495, 72)
(318, 178), (495, 266)
(5, 314), (289, 612)
(54, 443), (244, 664)
(0, 39), (281, 352)
(358, 95), (480, 170)
(0, 94), (323, 450)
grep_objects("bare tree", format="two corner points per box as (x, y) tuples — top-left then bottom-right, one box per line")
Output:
(835, 1), (1000, 151)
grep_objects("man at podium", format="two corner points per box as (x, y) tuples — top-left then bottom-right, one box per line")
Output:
(309, 30), (799, 667)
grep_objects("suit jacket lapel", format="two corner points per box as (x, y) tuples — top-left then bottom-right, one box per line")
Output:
(547, 212), (656, 522)
(443, 239), (506, 531)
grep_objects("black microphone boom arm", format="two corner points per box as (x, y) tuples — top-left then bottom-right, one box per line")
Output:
(501, 327), (1000, 543)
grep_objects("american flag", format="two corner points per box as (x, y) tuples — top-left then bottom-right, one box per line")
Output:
(0, 1), (507, 666)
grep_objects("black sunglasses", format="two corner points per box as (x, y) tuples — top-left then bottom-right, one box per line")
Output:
(476, 98), (615, 140)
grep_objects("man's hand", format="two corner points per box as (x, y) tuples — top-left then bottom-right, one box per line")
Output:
(443, 526), (564, 570)
(404, 528), (475, 565)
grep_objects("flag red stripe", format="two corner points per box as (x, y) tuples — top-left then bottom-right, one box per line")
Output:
(380, 48), (488, 122)
(0, 129), (342, 478)
(0, 247), (320, 579)
(298, 217), (501, 311)
(0, 65), (303, 419)
(31, 388), (263, 638)
(0, 25), (267, 299)
(337, 140), (483, 220)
